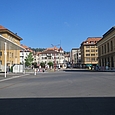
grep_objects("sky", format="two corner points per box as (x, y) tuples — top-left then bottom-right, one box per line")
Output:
(0, 0), (115, 51)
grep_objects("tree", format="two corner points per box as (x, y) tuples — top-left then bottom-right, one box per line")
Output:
(25, 52), (34, 67)
(32, 62), (38, 68)
(40, 62), (45, 68)
(47, 61), (53, 67)
(29, 47), (46, 52)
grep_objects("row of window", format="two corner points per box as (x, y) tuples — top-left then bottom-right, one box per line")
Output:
(41, 53), (63, 56)
(41, 57), (64, 59)
(0, 51), (15, 58)
(85, 41), (98, 44)
(86, 54), (98, 56)
(86, 50), (98, 52)
(99, 39), (115, 55)
(85, 57), (98, 62)
(86, 46), (97, 48)
(41, 61), (59, 64)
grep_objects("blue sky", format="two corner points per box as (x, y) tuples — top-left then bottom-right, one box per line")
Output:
(0, 0), (115, 51)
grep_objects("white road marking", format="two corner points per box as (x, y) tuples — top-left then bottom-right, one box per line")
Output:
(0, 74), (29, 82)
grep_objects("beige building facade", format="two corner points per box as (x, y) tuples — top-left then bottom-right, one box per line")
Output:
(97, 26), (115, 69)
(0, 25), (23, 71)
(80, 37), (101, 68)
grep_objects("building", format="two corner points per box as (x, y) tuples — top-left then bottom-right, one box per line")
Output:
(80, 37), (101, 68)
(38, 47), (65, 68)
(70, 48), (81, 67)
(64, 52), (70, 63)
(97, 26), (115, 69)
(0, 25), (24, 71)
(20, 44), (34, 64)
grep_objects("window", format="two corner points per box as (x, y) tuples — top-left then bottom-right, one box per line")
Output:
(98, 47), (101, 56)
(12, 53), (13, 58)
(104, 44), (106, 53)
(48, 57), (51, 59)
(86, 50), (90, 52)
(86, 54), (90, 56)
(90, 41), (94, 44)
(91, 50), (95, 52)
(111, 41), (113, 51)
(91, 58), (95, 61)
(86, 58), (90, 62)
(0, 52), (2, 56)
(107, 42), (109, 52)
(102, 46), (103, 54)
(91, 54), (95, 56)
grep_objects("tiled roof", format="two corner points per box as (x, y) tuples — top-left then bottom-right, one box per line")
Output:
(47, 47), (58, 51)
(21, 44), (33, 52)
(82, 37), (102, 45)
(58, 47), (63, 51)
(0, 25), (7, 29)
(86, 37), (102, 41)
(0, 25), (23, 40)
(41, 49), (57, 54)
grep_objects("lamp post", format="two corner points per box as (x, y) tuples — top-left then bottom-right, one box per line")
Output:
(4, 42), (7, 78)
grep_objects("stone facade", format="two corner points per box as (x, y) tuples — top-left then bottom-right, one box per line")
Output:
(97, 27), (115, 69)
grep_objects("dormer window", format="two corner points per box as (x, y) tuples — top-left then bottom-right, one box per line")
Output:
(90, 41), (94, 44)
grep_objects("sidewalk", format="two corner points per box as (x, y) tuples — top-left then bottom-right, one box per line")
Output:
(0, 72), (26, 81)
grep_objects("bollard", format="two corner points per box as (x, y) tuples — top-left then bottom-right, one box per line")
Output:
(34, 68), (36, 75)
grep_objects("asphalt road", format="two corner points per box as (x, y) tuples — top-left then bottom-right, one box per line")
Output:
(0, 70), (115, 115)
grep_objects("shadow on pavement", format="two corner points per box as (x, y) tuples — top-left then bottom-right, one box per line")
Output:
(0, 97), (115, 115)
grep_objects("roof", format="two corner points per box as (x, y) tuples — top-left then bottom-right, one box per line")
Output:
(0, 25), (23, 40)
(71, 48), (80, 50)
(0, 25), (6, 29)
(103, 26), (115, 38)
(40, 49), (58, 54)
(47, 47), (59, 51)
(58, 47), (63, 51)
(21, 44), (33, 52)
(86, 37), (102, 41)
(81, 37), (102, 45)
(97, 26), (115, 45)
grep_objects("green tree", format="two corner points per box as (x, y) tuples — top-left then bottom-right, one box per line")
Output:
(47, 61), (53, 67)
(40, 62), (45, 68)
(25, 52), (34, 67)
